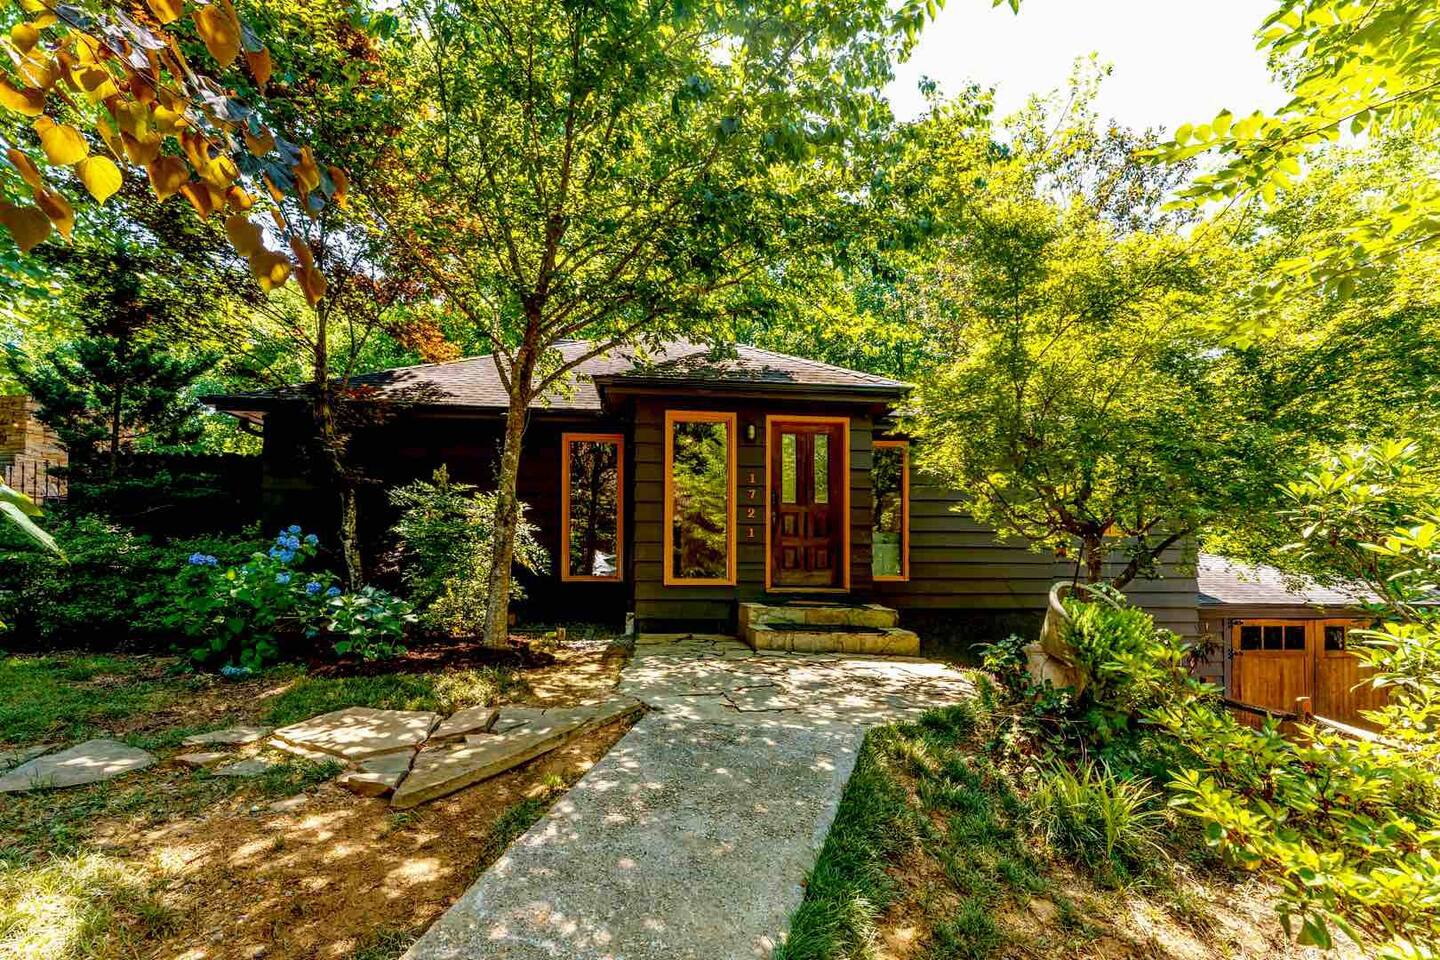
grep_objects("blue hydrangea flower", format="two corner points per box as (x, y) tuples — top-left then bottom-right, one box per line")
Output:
(188, 552), (206, 566)
(305, 581), (322, 595)
(325, 586), (341, 598)
(283, 536), (301, 550)
(275, 573), (292, 585)
(303, 534), (318, 546)
(287, 524), (302, 534)
(268, 546), (283, 559)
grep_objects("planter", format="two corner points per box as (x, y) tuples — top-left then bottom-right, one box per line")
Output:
(1021, 581), (1086, 694)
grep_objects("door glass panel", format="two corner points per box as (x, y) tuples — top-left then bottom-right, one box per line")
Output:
(781, 433), (797, 503)
(1263, 625), (1283, 650)
(1240, 625), (1261, 650)
(1284, 625), (1306, 650)
(566, 438), (620, 578)
(872, 444), (906, 577)
(1325, 625), (1348, 651)
(813, 433), (829, 504)
(670, 418), (731, 581)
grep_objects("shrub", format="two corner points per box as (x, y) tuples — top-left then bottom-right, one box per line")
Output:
(166, 526), (413, 670)
(1028, 759), (1161, 875)
(389, 467), (547, 637)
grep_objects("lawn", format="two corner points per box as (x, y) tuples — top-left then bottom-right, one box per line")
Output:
(0, 638), (631, 960)
(778, 689), (1336, 960)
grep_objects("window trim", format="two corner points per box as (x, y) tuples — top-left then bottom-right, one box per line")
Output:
(560, 432), (625, 583)
(871, 438), (910, 582)
(763, 414), (852, 593)
(662, 410), (738, 587)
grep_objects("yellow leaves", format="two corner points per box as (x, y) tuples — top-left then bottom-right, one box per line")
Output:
(193, 0), (240, 69)
(225, 185), (252, 210)
(297, 265), (326, 305)
(147, 155), (187, 201)
(17, 54), (60, 91)
(33, 186), (73, 237)
(77, 65), (118, 101)
(34, 116), (87, 164)
(75, 155), (122, 203)
(245, 48), (271, 90)
(6, 148), (43, 189)
(328, 166), (347, 207)
(249, 249), (290, 291)
(0, 79), (45, 117)
(10, 23), (39, 54)
(198, 153), (238, 190)
(122, 133), (162, 166)
(0, 202), (50, 252)
(292, 145), (320, 195)
(243, 124), (274, 157)
(146, 0), (185, 25)
(224, 213), (262, 256)
(180, 180), (224, 218)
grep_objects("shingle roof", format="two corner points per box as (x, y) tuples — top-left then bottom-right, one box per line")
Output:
(1197, 554), (1374, 608)
(209, 340), (909, 414)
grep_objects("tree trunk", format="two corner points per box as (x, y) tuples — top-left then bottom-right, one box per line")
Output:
(311, 308), (363, 586)
(1082, 535), (1106, 584)
(108, 330), (127, 478)
(481, 371), (535, 647)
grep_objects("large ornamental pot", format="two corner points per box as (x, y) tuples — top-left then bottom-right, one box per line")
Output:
(1021, 581), (1087, 694)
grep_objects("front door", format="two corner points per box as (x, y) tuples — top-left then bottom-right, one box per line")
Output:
(1232, 620), (1311, 722)
(770, 420), (845, 588)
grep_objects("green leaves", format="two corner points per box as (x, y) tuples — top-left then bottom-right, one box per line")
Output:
(0, 482), (60, 556)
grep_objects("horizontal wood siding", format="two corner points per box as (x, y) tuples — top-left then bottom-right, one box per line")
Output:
(872, 471), (1200, 637)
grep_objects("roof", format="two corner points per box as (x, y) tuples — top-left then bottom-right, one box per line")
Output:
(208, 340), (909, 417)
(1197, 554), (1374, 609)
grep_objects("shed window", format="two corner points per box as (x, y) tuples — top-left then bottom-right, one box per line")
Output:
(1325, 625), (1348, 651)
(561, 433), (623, 581)
(664, 411), (736, 585)
(872, 440), (909, 580)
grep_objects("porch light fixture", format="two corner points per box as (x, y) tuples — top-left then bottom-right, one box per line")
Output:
(744, 422), (756, 442)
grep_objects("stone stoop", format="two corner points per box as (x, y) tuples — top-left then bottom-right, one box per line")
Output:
(738, 602), (920, 656)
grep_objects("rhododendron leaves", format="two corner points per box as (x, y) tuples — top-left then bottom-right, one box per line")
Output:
(34, 117), (87, 164)
(225, 213), (263, 256)
(6, 149), (44, 190)
(0, 203), (50, 252)
(193, 1), (241, 69)
(33, 187), (73, 237)
(147, 155), (188, 201)
(0, 80), (45, 117)
(75, 155), (122, 203)
(146, 0), (184, 25)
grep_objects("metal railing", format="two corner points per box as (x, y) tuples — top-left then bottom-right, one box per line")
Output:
(2, 459), (66, 503)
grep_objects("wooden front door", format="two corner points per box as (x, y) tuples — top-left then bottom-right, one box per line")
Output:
(770, 420), (844, 588)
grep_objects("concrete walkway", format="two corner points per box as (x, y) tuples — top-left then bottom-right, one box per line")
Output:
(402, 637), (974, 960)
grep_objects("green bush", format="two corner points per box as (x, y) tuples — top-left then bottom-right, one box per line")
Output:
(389, 467), (547, 638)
(0, 514), (254, 649)
(166, 526), (413, 670)
(1027, 759), (1161, 876)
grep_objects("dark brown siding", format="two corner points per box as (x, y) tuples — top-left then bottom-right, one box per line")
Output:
(871, 470), (1200, 638)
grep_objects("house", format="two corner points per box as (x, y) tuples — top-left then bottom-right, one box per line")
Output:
(0, 395), (66, 503)
(207, 341), (1198, 645)
(1196, 554), (1384, 727)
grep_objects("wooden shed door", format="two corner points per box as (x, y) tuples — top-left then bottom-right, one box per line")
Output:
(770, 421), (844, 588)
(1232, 621), (1311, 718)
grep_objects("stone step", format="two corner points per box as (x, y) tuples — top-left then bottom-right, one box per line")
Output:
(738, 601), (900, 630)
(741, 621), (921, 656)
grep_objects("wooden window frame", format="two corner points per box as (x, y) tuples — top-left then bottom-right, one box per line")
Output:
(663, 410), (738, 587)
(560, 432), (625, 583)
(871, 439), (910, 582)
(764, 414), (851, 593)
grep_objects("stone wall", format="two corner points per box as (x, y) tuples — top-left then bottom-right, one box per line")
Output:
(0, 395), (67, 500)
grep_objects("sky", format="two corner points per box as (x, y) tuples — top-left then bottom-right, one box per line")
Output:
(885, 0), (1289, 134)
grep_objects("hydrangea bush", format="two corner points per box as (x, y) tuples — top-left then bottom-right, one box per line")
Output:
(170, 526), (412, 670)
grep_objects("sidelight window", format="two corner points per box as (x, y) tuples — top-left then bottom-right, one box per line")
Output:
(664, 411), (736, 586)
(872, 440), (909, 580)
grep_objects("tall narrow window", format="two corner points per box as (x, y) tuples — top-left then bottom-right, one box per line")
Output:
(664, 411), (736, 585)
(872, 440), (909, 580)
(561, 433), (624, 581)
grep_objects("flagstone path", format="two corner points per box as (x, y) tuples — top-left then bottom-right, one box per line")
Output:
(402, 636), (976, 960)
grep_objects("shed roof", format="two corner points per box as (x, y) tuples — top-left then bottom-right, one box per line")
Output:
(207, 340), (909, 418)
(1197, 554), (1373, 609)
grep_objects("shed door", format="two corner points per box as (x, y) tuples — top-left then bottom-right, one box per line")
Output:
(770, 421), (844, 588)
(1232, 621), (1311, 718)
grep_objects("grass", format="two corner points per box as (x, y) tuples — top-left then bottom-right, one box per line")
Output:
(263, 666), (520, 726)
(777, 701), (1047, 960)
(0, 654), (193, 745)
(0, 851), (175, 960)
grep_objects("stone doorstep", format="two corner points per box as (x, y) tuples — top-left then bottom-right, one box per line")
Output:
(391, 697), (644, 809)
(743, 622), (921, 657)
(738, 601), (899, 630)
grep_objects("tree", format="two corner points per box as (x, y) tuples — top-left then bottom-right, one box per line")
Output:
(908, 81), (1291, 587)
(381, 0), (938, 644)
(1163, 0), (1440, 303)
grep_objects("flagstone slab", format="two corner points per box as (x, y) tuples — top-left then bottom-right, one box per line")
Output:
(393, 697), (643, 809)
(181, 725), (271, 747)
(338, 770), (404, 797)
(272, 707), (440, 761)
(214, 757), (280, 777)
(0, 739), (154, 793)
(0, 743), (56, 772)
(431, 706), (500, 741)
(360, 750), (417, 776)
(174, 751), (231, 769)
